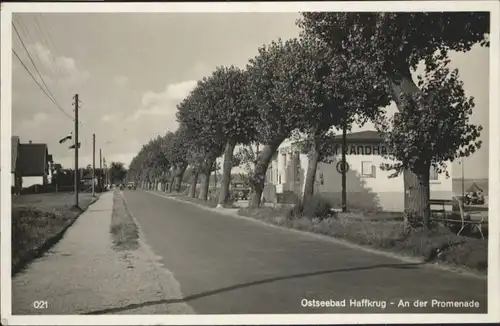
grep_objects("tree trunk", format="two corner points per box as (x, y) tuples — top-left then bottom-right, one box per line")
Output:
(302, 140), (320, 207)
(189, 172), (199, 198)
(404, 164), (431, 229)
(198, 172), (211, 201)
(389, 63), (431, 228)
(173, 176), (180, 192)
(218, 140), (237, 207)
(249, 139), (284, 208)
(174, 165), (187, 193)
(199, 157), (215, 201)
(168, 175), (175, 192)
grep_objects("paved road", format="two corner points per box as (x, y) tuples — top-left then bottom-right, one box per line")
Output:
(121, 190), (487, 314)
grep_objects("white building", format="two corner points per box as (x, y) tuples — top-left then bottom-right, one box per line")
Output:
(265, 130), (454, 212)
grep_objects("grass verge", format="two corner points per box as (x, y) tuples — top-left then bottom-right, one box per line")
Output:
(110, 191), (139, 251)
(11, 193), (100, 275)
(238, 206), (487, 274)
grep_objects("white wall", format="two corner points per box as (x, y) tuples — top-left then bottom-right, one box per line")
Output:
(269, 141), (454, 212)
(22, 177), (44, 188)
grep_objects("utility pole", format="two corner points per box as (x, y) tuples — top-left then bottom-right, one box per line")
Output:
(92, 133), (96, 197)
(103, 156), (108, 187)
(73, 94), (80, 208)
(99, 148), (102, 191)
(341, 123), (347, 213)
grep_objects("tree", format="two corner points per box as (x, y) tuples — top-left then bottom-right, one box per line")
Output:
(179, 66), (257, 207)
(130, 141), (154, 188)
(128, 153), (144, 184)
(375, 53), (482, 227)
(109, 161), (127, 184)
(164, 128), (189, 193)
(184, 139), (204, 198)
(298, 12), (489, 225)
(176, 83), (225, 201)
(233, 144), (259, 190)
(246, 38), (326, 207)
(279, 36), (390, 207)
(245, 37), (385, 208)
(129, 134), (172, 190)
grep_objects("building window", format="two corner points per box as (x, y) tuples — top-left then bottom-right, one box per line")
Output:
(278, 173), (281, 184)
(361, 161), (376, 178)
(430, 166), (439, 181)
(319, 172), (324, 185)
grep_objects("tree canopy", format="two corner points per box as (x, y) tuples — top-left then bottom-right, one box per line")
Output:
(298, 12), (489, 76)
(109, 161), (127, 184)
(298, 12), (489, 225)
(376, 52), (483, 178)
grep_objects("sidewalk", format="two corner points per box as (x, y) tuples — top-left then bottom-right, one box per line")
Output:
(12, 191), (195, 315)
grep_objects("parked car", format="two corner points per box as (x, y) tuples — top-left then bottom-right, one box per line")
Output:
(230, 182), (251, 201)
(127, 182), (136, 190)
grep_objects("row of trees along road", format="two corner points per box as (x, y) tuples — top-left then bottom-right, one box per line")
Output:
(128, 12), (489, 230)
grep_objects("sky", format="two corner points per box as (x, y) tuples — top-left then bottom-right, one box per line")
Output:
(11, 12), (490, 180)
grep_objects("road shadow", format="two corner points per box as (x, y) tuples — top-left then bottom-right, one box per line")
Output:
(83, 262), (424, 315)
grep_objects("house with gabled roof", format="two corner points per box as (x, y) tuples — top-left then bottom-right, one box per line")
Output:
(11, 137), (53, 191)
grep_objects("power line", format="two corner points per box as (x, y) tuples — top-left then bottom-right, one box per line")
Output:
(12, 48), (74, 121)
(14, 16), (53, 77)
(31, 14), (85, 128)
(33, 15), (65, 77)
(12, 21), (64, 112)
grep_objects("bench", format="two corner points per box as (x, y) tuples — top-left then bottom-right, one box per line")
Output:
(431, 198), (487, 239)
(430, 199), (455, 217)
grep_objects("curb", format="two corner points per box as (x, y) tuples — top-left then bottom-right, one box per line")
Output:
(12, 194), (102, 276)
(146, 190), (487, 280)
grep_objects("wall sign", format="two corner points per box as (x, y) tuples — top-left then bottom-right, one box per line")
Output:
(336, 160), (350, 173)
(333, 144), (389, 156)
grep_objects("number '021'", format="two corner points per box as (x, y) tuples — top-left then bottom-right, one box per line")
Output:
(33, 301), (48, 309)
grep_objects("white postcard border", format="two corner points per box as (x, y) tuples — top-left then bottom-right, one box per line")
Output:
(1, 1), (498, 325)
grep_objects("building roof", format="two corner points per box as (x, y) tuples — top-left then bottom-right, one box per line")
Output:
(287, 130), (384, 151)
(18, 143), (49, 177)
(331, 130), (384, 143)
(11, 136), (20, 173)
